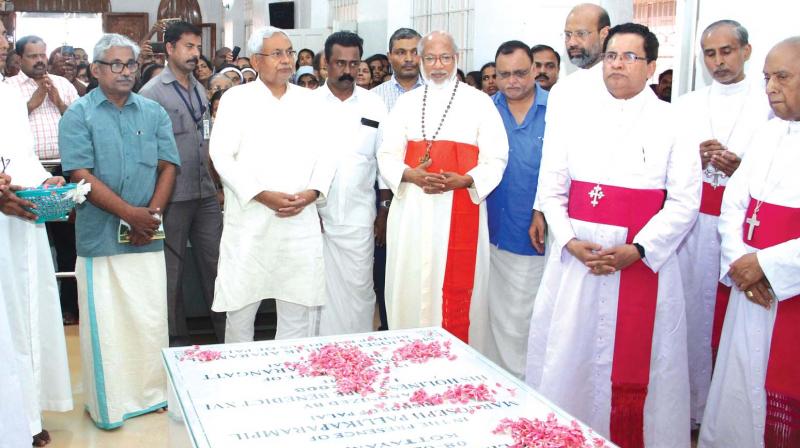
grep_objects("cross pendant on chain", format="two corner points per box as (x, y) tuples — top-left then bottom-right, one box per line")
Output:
(746, 210), (760, 241)
(419, 141), (432, 164)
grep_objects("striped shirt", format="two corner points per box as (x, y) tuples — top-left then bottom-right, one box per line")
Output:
(371, 74), (424, 112)
(6, 71), (78, 160)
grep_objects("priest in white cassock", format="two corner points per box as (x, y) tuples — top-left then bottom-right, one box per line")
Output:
(211, 26), (334, 342)
(700, 36), (800, 448)
(673, 19), (772, 426)
(0, 56), (73, 446)
(313, 31), (388, 336)
(377, 30), (508, 346)
(525, 24), (699, 448)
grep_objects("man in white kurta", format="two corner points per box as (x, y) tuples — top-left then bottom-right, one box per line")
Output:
(313, 32), (389, 336)
(700, 37), (800, 448)
(377, 31), (508, 348)
(673, 19), (772, 425)
(0, 77), (73, 442)
(526, 24), (699, 448)
(211, 27), (334, 342)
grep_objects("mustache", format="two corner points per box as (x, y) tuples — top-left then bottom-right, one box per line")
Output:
(34, 62), (46, 68)
(187, 57), (198, 64)
(535, 74), (549, 81)
(338, 74), (354, 82)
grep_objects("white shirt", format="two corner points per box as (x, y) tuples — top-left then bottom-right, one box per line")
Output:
(313, 83), (388, 227)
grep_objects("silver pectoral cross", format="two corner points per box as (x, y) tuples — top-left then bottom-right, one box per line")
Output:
(588, 184), (604, 207)
(704, 165), (725, 189)
(746, 210), (760, 241)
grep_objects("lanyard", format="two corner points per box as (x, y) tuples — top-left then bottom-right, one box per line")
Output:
(171, 82), (206, 126)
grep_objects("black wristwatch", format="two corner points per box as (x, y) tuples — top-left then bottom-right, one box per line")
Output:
(633, 242), (646, 259)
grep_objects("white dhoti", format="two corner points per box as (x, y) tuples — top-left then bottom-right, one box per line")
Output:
(0, 215), (73, 435)
(483, 245), (545, 379)
(75, 251), (168, 429)
(0, 288), (36, 446)
(318, 224), (375, 336)
(225, 300), (320, 342)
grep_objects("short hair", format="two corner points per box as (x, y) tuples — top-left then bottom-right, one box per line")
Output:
(93, 33), (140, 62)
(417, 30), (458, 56)
(495, 40), (532, 62)
(531, 44), (561, 66)
(140, 63), (164, 86)
(598, 8), (611, 30)
(603, 23), (659, 62)
(208, 73), (232, 85)
(457, 68), (465, 80)
(214, 47), (231, 58)
(312, 52), (324, 71)
(388, 28), (422, 52)
(366, 54), (389, 65)
(702, 19), (749, 47)
(480, 62), (496, 75)
(246, 26), (288, 55)
(324, 31), (363, 63)
(48, 46), (73, 64)
(15, 35), (44, 56)
(164, 21), (202, 46)
(658, 69), (673, 82)
(237, 56), (251, 63)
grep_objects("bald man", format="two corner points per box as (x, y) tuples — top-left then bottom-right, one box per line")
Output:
(700, 36), (800, 448)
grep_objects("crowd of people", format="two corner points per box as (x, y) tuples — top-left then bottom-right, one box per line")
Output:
(0, 3), (798, 448)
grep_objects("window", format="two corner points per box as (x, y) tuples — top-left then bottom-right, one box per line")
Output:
(15, 12), (103, 56)
(634, 0), (677, 82)
(412, 0), (474, 71)
(329, 0), (358, 29)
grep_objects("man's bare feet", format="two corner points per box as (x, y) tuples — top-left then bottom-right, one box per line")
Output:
(32, 429), (50, 446)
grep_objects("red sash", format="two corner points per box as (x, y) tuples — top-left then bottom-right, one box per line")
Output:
(710, 283), (731, 366)
(741, 197), (800, 448)
(568, 180), (666, 448)
(700, 181), (725, 217)
(404, 140), (479, 343)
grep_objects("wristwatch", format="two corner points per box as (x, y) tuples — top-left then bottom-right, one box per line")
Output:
(633, 242), (645, 259)
(379, 200), (392, 209)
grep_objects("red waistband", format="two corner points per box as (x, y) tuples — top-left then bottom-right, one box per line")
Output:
(700, 181), (725, 217)
(743, 197), (800, 248)
(404, 140), (478, 174)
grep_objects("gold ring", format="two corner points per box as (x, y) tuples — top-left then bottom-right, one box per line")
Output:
(746, 290), (754, 298)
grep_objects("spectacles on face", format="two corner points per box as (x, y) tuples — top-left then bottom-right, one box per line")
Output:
(563, 30), (594, 41)
(496, 68), (531, 80)
(602, 51), (648, 65)
(254, 49), (297, 60)
(95, 60), (139, 73)
(422, 54), (455, 66)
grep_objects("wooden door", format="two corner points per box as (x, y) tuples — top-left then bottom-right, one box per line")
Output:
(102, 12), (149, 43)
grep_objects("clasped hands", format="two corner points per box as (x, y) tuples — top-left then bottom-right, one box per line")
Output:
(700, 139), (741, 177)
(403, 159), (473, 194)
(256, 190), (318, 217)
(0, 173), (64, 220)
(728, 252), (773, 309)
(566, 238), (641, 275)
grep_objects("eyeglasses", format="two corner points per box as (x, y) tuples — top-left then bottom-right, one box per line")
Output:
(496, 68), (531, 80)
(602, 52), (648, 64)
(563, 30), (594, 41)
(254, 49), (297, 60)
(422, 54), (455, 66)
(95, 60), (139, 73)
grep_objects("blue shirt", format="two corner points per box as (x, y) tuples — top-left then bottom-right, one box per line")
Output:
(372, 74), (424, 112)
(59, 87), (180, 257)
(486, 84), (548, 256)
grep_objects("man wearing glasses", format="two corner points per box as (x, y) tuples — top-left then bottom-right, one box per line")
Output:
(210, 26), (334, 343)
(59, 33), (180, 430)
(377, 30), (508, 349)
(526, 23), (698, 448)
(482, 40), (548, 380)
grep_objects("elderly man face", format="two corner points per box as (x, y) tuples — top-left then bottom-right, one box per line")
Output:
(603, 32), (656, 100)
(91, 46), (137, 98)
(702, 24), (751, 85)
(252, 32), (295, 87)
(564, 4), (608, 68)
(764, 38), (800, 121)
(420, 32), (458, 85)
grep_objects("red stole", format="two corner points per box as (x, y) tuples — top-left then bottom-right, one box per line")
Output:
(741, 197), (800, 448)
(568, 180), (666, 448)
(701, 180), (733, 366)
(404, 140), (479, 343)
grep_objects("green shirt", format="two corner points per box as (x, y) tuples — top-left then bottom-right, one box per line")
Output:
(59, 87), (180, 257)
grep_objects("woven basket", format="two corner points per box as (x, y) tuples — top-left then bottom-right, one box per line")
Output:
(15, 184), (78, 224)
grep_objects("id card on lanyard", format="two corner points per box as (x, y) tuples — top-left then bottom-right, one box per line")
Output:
(172, 83), (209, 140)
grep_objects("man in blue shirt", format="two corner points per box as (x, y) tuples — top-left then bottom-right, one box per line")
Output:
(59, 33), (180, 430)
(484, 40), (548, 379)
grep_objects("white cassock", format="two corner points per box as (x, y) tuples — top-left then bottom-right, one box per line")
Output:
(526, 87), (699, 447)
(673, 77), (771, 424)
(210, 80), (334, 342)
(0, 82), (73, 435)
(377, 79), (508, 348)
(700, 119), (800, 448)
(0, 288), (33, 447)
(313, 84), (388, 336)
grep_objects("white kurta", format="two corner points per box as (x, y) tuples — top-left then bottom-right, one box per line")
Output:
(526, 87), (699, 447)
(0, 82), (73, 436)
(674, 77), (771, 424)
(210, 80), (335, 312)
(699, 119), (800, 448)
(313, 84), (388, 336)
(0, 287), (36, 447)
(377, 80), (508, 349)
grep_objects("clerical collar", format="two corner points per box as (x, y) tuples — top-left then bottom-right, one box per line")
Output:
(710, 77), (749, 96)
(607, 83), (652, 111)
(787, 120), (800, 135)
